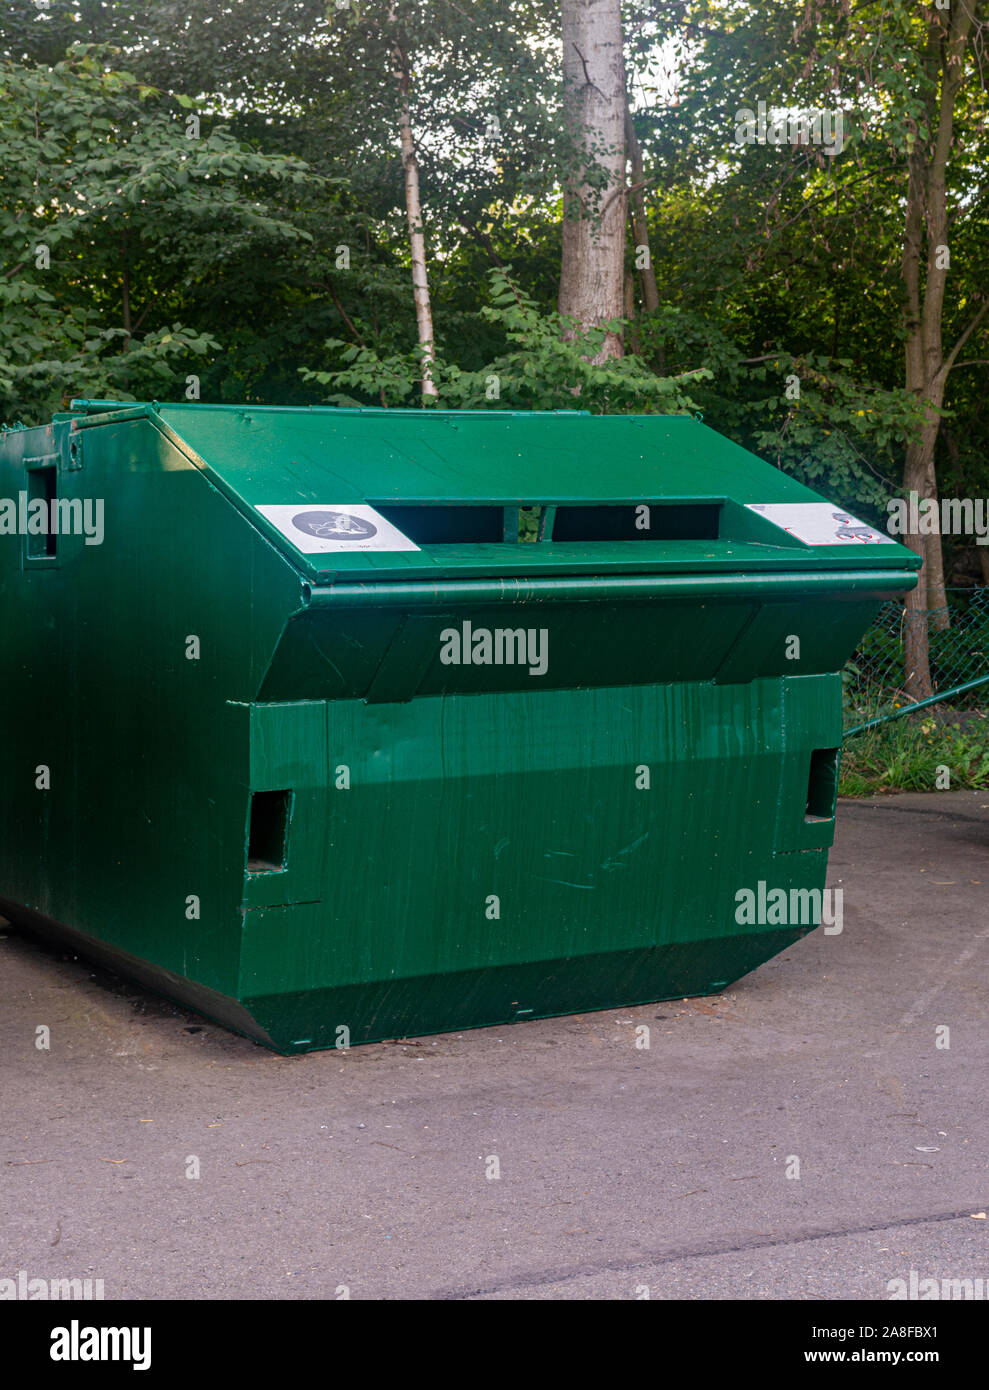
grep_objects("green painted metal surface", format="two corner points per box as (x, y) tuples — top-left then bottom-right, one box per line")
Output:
(0, 403), (920, 1051)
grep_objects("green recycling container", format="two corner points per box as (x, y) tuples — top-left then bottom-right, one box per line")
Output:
(0, 402), (919, 1051)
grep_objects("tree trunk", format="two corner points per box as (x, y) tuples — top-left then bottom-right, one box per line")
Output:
(623, 268), (640, 353)
(624, 98), (659, 313)
(901, 143), (934, 698)
(121, 233), (132, 351)
(559, 0), (627, 363)
(901, 376), (948, 694)
(925, 516), (950, 630)
(898, 2), (976, 696)
(389, 10), (437, 399)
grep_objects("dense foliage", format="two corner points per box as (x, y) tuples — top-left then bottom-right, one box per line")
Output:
(1, 1), (986, 558)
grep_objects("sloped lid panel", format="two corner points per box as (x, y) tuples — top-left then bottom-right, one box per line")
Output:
(157, 405), (816, 503)
(140, 405), (920, 582)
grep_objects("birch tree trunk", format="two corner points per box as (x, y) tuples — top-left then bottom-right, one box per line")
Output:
(559, 0), (627, 363)
(389, 7), (437, 398)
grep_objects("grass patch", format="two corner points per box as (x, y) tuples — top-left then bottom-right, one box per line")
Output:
(840, 709), (989, 795)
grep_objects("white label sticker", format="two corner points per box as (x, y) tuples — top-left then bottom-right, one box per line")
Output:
(746, 503), (894, 546)
(255, 503), (420, 553)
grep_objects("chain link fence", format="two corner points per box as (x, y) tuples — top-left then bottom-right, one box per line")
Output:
(843, 587), (989, 728)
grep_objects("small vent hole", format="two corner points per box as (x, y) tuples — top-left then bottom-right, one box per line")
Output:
(805, 748), (839, 822)
(247, 790), (291, 872)
(27, 466), (57, 558)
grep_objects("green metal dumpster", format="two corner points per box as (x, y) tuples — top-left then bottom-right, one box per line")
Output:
(0, 402), (919, 1051)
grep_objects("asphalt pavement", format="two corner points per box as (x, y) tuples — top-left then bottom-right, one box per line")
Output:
(1, 790), (987, 1300)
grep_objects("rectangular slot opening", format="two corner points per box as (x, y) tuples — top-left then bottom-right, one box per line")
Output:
(518, 506), (542, 542)
(805, 748), (839, 822)
(27, 465), (57, 558)
(550, 503), (721, 541)
(374, 505), (503, 544)
(247, 790), (291, 872)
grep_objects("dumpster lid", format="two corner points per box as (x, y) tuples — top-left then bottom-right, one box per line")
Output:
(69, 402), (920, 583)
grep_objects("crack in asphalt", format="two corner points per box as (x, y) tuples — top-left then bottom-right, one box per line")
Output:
(839, 801), (988, 826)
(435, 1206), (985, 1300)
